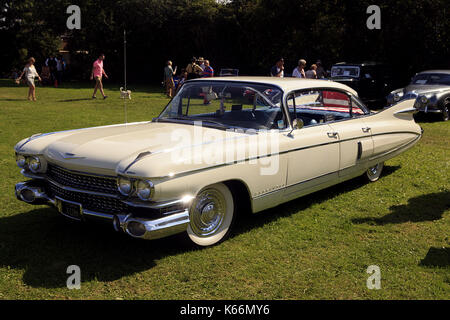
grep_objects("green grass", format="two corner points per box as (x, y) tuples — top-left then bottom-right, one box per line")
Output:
(0, 79), (448, 299)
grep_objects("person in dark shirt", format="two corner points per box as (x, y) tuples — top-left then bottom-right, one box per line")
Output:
(270, 58), (284, 77)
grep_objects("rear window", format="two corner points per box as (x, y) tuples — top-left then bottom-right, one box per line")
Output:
(331, 66), (360, 78)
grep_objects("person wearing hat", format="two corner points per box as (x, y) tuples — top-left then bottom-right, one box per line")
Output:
(316, 60), (327, 78)
(270, 58), (284, 77)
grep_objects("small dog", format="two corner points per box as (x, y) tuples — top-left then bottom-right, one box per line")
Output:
(120, 87), (132, 99)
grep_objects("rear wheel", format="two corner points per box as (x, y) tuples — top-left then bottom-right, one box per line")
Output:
(442, 103), (449, 121)
(366, 162), (384, 182)
(187, 183), (235, 247)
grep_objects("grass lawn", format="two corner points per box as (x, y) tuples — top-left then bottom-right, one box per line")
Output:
(0, 79), (448, 300)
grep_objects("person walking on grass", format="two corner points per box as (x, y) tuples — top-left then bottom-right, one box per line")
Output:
(164, 60), (177, 98)
(17, 57), (41, 101)
(90, 54), (108, 99)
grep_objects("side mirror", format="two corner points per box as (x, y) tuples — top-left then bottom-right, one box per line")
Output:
(292, 118), (304, 130)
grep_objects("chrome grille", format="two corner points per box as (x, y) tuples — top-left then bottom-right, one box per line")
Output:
(47, 164), (117, 195)
(47, 183), (128, 214)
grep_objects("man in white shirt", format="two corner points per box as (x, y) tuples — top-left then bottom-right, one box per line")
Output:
(292, 59), (307, 78)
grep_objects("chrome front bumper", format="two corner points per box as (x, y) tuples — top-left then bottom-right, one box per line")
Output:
(15, 180), (190, 240)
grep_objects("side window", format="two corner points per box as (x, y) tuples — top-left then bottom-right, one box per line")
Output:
(288, 89), (364, 126)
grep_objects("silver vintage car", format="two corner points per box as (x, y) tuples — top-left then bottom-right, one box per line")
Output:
(387, 70), (450, 121)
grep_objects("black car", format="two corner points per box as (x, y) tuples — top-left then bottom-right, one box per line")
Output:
(387, 70), (450, 121)
(330, 62), (392, 109)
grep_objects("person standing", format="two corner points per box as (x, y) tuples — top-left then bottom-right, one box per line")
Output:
(270, 58), (284, 77)
(186, 57), (203, 80)
(56, 55), (65, 86)
(292, 59), (307, 78)
(46, 55), (58, 87)
(202, 60), (214, 78)
(305, 64), (318, 79)
(90, 54), (108, 99)
(316, 60), (327, 78)
(17, 57), (42, 101)
(164, 60), (177, 98)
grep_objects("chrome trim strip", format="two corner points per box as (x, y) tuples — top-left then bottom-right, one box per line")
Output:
(369, 134), (422, 161)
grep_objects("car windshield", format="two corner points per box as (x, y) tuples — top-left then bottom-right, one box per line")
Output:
(331, 66), (360, 78)
(411, 73), (450, 85)
(157, 81), (286, 130)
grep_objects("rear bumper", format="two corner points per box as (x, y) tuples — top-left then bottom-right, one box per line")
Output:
(15, 180), (190, 240)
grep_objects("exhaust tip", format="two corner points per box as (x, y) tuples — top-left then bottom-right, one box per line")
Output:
(20, 188), (36, 203)
(126, 221), (146, 237)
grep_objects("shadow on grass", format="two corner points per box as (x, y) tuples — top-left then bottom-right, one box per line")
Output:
(352, 191), (450, 225)
(419, 247), (449, 268)
(0, 166), (400, 288)
(57, 98), (94, 102)
(233, 165), (400, 237)
(0, 206), (189, 288)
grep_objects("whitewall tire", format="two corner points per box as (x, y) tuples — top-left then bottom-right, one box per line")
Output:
(187, 183), (235, 247)
(366, 162), (384, 182)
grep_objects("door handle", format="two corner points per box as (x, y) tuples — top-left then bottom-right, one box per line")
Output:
(327, 132), (338, 138)
(362, 127), (371, 133)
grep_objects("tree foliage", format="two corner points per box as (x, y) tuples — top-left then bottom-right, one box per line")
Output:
(1, 0), (448, 85)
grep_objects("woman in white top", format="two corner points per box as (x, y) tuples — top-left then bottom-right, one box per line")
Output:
(18, 57), (41, 101)
(292, 59), (307, 78)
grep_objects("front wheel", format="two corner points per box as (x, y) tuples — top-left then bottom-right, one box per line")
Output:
(187, 183), (235, 247)
(366, 162), (384, 182)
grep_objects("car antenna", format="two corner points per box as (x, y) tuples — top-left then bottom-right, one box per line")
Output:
(123, 29), (128, 125)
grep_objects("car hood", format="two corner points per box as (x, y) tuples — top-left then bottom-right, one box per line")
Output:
(16, 121), (251, 176)
(404, 84), (449, 94)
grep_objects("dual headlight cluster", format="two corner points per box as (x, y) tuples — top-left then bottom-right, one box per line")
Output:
(117, 176), (154, 201)
(16, 154), (46, 173)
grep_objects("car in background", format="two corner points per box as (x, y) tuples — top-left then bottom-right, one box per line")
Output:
(330, 62), (392, 109)
(387, 70), (450, 121)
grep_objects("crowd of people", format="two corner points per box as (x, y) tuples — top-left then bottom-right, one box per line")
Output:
(271, 57), (328, 79)
(13, 53), (329, 101)
(163, 57), (214, 98)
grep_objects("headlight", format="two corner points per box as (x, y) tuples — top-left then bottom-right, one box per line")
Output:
(117, 177), (133, 196)
(29, 156), (41, 173)
(16, 154), (27, 169)
(393, 92), (403, 102)
(420, 96), (428, 104)
(136, 180), (154, 201)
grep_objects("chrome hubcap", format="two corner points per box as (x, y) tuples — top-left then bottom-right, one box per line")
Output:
(190, 189), (226, 237)
(367, 164), (381, 178)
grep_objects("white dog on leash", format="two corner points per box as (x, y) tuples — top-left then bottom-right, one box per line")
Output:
(120, 87), (132, 99)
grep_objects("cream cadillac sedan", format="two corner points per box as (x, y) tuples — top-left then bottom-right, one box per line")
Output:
(14, 77), (423, 246)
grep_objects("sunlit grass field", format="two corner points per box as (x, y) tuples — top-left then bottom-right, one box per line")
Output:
(0, 79), (448, 299)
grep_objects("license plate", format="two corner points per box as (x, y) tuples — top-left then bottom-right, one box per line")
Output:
(56, 198), (82, 219)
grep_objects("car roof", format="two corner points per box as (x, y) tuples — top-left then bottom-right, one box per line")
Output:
(190, 76), (358, 96)
(332, 61), (382, 67)
(417, 70), (450, 75)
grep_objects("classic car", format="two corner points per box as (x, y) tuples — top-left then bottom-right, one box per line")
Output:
(330, 62), (392, 109)
(387, 70), (450, 121)
(14, 77), (423, 247)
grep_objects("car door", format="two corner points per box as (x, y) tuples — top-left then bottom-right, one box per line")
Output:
(282, 90), (340, 201)
(326, 93), (374, 177)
